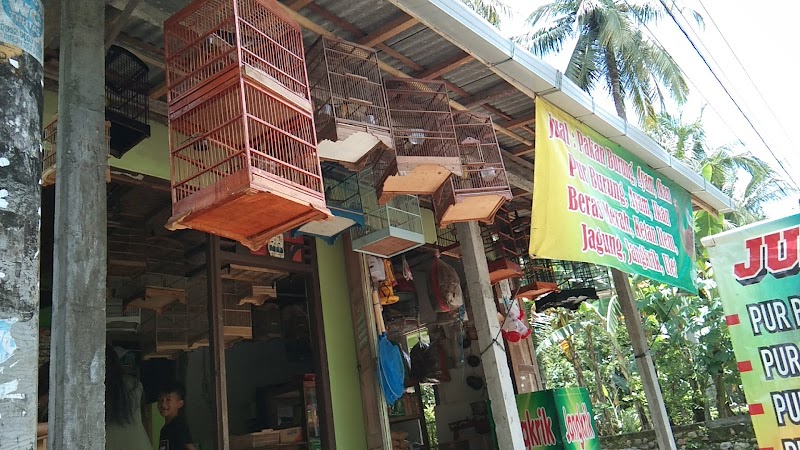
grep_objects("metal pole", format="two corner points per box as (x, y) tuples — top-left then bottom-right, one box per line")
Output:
(612, 268), (677, 450)
(49, 0), (107, 447)
(455, 222), (525, 449)
(0, 1), (45, 445)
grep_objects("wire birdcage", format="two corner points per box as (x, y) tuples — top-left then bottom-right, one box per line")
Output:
(41, 115), (112, 187)
(551, 260), (613, 293)
(222, 279), (254, 339)
(351, 156), (425, 258)
(379, 78), (461, 202)
(105, 45), (151, 157)
(306, 36), (393, 170)
(164, 0), (310, 108)
(432, 112), (512, 226)
(482, 208), (525, 284)
(433, 223), (461, 258)
(123, 237), (188, 314)
(517, 256), (558, 300)
(293, 162), (364, 244)
(140, 301), (190, 359)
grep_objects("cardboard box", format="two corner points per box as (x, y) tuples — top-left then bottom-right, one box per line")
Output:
(279, 427), (303, 444)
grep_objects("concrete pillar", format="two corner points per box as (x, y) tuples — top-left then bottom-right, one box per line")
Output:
(49, 0), (107, 447)
(612, 268), (677, 450)
(0, 1), (45, 446)
(455, 222), (525, 449)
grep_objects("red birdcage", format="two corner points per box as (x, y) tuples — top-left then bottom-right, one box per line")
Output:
(432, 112), (512, 226)
(306, 36), (393, 171)
(482, 208), (526, 284)
(164, 0), (330, 251)
(380, 78), (461, 202)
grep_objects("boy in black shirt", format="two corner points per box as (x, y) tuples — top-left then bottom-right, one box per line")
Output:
(157, 383), (196, 450)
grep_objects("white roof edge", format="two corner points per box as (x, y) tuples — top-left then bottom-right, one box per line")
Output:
(388, 0), (736, 214)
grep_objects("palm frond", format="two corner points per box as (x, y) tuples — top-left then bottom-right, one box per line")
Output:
(461, 0), (511, 26)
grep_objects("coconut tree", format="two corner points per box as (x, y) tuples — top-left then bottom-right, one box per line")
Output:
(460, 0), (510, 26)
(518, 0), (695, 122)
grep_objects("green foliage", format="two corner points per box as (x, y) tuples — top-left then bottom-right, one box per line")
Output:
(459, 0), (510, 26)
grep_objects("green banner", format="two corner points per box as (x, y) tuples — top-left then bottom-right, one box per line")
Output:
(703, 214), (800, 449)
(517, 388), (600, 450)
(531, 98), (696, 292)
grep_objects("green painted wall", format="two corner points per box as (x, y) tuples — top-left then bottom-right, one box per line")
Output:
(421, 208), (437, 244)
(43, 90), (171, 180)
(315, 239), (368, 450)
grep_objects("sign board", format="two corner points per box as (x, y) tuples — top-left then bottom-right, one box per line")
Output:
(0, 0), (43, 64)
(703, 213), (800, 450)
(517, 387), (600, 450)
(531, 98), (696, 292)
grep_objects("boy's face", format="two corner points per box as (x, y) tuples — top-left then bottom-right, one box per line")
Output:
(157, 392), (184, 420)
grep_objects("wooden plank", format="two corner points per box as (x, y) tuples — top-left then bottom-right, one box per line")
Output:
(513, 147), (535, 157)
(503, 114), (536, 129)
(105, 0), (145, 51)
(461, 83), (517, 109)
(479, 103), (513, 121)
(358, 15), (418, 47)
(377, 44), (424, 72)
(149, 79), (167, 100)
(308, 239), (337, 450)
(207, 235), (230, 450)
(417, 53), (472, 79)
(287, 0), (313, 10)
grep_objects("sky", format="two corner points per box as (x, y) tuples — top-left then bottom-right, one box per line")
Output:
(495, 0), (800, 218)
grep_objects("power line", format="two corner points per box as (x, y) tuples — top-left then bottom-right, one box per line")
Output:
(655, 0), (798, 193)
(694, 0), (799, 169)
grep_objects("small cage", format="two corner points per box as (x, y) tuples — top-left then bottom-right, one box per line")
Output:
(165, 69), (331, 251)
(482, 209), (524, 284)
(351, 156), (425, 258)
(433, 223), (461, 258)
(41, 115), (112, 187)
(432, 112), (512, 226)
(221, 279), (254, 339)
(123, 237), (188, 314)
(380, 78), (461, 202)
(517, 256), (558, 300)
(551, 260), (613, 293)
(164, 0), (311, 111)
(105, 45), (151, 157)
(140, 301), (190, 359)
(294, 162), (365, 244)
(306, 36), (393, 170)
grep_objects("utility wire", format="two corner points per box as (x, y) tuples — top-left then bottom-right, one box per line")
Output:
(655, 0), (798, 193)
(694, 0), (799, 172)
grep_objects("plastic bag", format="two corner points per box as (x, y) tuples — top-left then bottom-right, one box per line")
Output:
(427, 257), (464, 313)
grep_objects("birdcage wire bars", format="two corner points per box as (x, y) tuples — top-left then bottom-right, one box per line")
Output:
(105, 45), (151, 157)
(306, 36), (393, 170)
(432, 112), (512, 226)
(42, 115), (112, 187)
(482, 208), (525, 284)
(294, 162), (364, 243)
(379, 78), (461, 202)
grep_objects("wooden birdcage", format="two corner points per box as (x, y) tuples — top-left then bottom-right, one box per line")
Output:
(164, 0), (330, 250)
(482, 209), (525, 284)
(517, 256), (558, 300)
(41, 115), (112, 187)
(306, 36), (393, 170)
(123, 237), (188, 314)
(351, 155), (425, 258)
(294, 162), (365, 244)
(429, 223), (461, 259)
(380, 78), (461, 202)
(164, 0), (310, 109)
(106, 45), (151, 157)
(140, 302), (191, 360)
(432, 112), (512, 226)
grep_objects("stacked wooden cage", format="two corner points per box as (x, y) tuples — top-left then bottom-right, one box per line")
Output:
(163, 0), (330, 251)
(481, 208), (526, 284)
(379, 78), (461, 202)
(105, 45), (151, 157)
(41, 115), (112, 187)
(294, 162), (364, 244)
(351, 150), (425, 258)
(306, 36), (393, 170)
(432, 112), (512, 226)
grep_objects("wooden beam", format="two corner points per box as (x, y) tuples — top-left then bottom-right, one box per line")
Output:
(377, 44), (424, 72)
(358, 15), (417, 47)
(149, 79), (167, 100)
(287, 0), (313, 10)
(105, 0), (145, 51)
(513, 147), (535, 157)
(207, 236), (230, 450)
(462, 83), (517, 109)
(503, 114), (536, 129)
(416, 53), (472, 79)
(479, 103), (513, 121)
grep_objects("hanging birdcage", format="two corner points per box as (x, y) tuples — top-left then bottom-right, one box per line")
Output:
(293, 162), (365, 244)
(123, 237), (187, 314)
(140, 301), (190, 360)
(432, 112), (512, 226)
(41, 115), (112, 187)
(433, 223), (461, 258)
(517, 256), (558, 300)
(164, 0), (329, 250)
(482, 208), (525, 284)
(351, 150), (425, 258)
(306, 36), (393, 170)
(105, 45), (151, 157)
(551, 260), (613, 294)
(379, 78), (461, 202)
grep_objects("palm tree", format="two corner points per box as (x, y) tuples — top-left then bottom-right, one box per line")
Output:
(460, 0), (510, 27)
(518, 0), (694, 122)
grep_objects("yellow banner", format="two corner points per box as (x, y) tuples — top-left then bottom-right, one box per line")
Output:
(530, 98), (696, 292)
